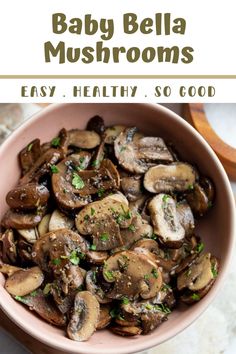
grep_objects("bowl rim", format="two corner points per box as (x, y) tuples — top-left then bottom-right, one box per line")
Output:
(0, 103), (235, 354)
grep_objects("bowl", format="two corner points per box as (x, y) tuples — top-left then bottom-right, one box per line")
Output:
(0, 103), (235, 354)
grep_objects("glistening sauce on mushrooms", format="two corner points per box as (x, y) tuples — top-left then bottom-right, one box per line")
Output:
(0, 116), (219, 341)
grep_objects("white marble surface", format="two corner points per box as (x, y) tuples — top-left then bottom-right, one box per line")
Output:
(0, 103), (235, 354)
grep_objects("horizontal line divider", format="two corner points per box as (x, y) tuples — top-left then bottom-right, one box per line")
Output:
(1, 75), (236, 79)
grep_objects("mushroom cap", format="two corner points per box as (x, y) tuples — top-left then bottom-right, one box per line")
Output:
(144, 162), (197, 194)
(149, 194), (185, 248)
(67, 291), (100, 341)
(103, 250), (162, 300)
(48, 209), (74, 232)
(19, 138), (41, 175)
(68, 129), (101, 149)
(1, 209), (42, 230)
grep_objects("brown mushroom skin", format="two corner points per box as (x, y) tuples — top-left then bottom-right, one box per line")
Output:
(1, 210), (42, 229)
(120, 175), (142, 202)
(185, 183), (209, 217)
(97, 304), (112, 329)
(6, 183), (50, 210)
(111, 326), (142, 336)
(87, 116), (105, 136)
(5, 266), (44, 296)
(67, 291), (100, 342)
(0, 229), (17, 264)
(68, 129), (101, 149)
(19, 139), (41, 175)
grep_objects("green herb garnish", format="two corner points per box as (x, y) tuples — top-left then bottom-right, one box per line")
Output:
(50, 165), (59, 173)
(30, 290), (37, 297)
(92, 159), (100, 168)
(27, 143), (33, 151)
(188, 184), (194, 190)
(154, 304), (171, 314)
(15, 295), (28, 304)
(90, 244), (97, 251)
(211, 262), (218, 278)
(52, 258), (61, 265)
(100, 233), (109, 241)
(120, 146), (126, 152)
(104, 270), (114, 281)
(72, 173), (85, 189)
(196, 242), (204, 253)
(162, 194), (170, 203)
(97, 187), (105, 198)
(121, 296), (129, 305)
(91, 207), (95, 216)
(51, 137), (61, 147)
(43, 283), (52, 296)
(84, 214), (90, 221)
(145, 303), (153, 310)
(69, 250), (81, 265)
(161, 284), (171, 292)
(144, 274), (150, 280)
(151, 268), (158, 278)
(128, 224), (136, 232)
(191, 293), (200, 301)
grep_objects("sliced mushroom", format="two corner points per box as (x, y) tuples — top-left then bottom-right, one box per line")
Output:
(114, 128), (173, 173)
(15, 289), (66, 326)
(144, 163), (197, 194)
(0, 263), (22, 276)
(120, 215), (153, 248)
(5, 266), (44, 296)
(91, 215), (123, 251)
(67, 291), (100, 341)
(38, 214), (51, 236)
(97, 304), (112, 329)
(200, 177), (215, 202)
(0, 229), (17, 264)
(86, 250), (109, 265)
(75, 194), (132, 236)
(19, 148), (62, 185)
(68, 129), (101, 149)
(49, 210), (74, 232)
(130, 238), (160, 255)
(2, 210), (42, 230)
(87, 115), (105, 136)
(185, 183), (210, 217)
(111, 326), (142, 336)
(19, 139), (41, 175)
(18, 237), (33, 264)
(6, 183), (50, 210)
(18, 227), (38, 244)
(52, 152), (92, 210)
(121, 174), (143, 202)
(149, 194), (185, 248)
(103, 251), (162, 300)
(86, 270), (112, 304)
(104, 125), (126, 144)
(176, 200), (195, 236)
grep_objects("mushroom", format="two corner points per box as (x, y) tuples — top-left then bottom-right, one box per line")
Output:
(103, 250), (162, 300)
(67, 291), (100, 341)
(75, 193), (132, 236)
(87, 115), (105, 136)
(130, 238), (160, 255)
(6, 183), (50, 210)
(104, 125), (126, 144)
(176, 200), (195, 236)
(51, 128), (69, 157)
(48, 209), (74, 232)
(0, 229), (17, 264)
(148, 194), (185, 248)
(86, 250), (109, 265)
(0, 263), (22, 276)
(114, 128), (173, 173)
(1, 210), (43, 230)
(68, 129), (101, 149)
(5, 266), (44, 296)
(19, 139), (41, 175)
(18, 227), (38, 244)
(97, 304), (112, 329)
(51, 152), (92, 211)
(15, 289), (66, 326)
(120, 174), (143, 201)
(111, 326), (142, 336)
(86, 270), (112, 304)
(19, 148), (62, 185)
(185, 183), (211, 217)
(38, 214), (51, 236)
(177, 253), (216, 292)
(120, 215), (153, 248)
(18, 237), (33, 264)
(144, 163), (197, 194)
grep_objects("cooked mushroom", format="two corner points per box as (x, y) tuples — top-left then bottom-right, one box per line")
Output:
(103, 250), (162, 300)
(111, 325), (142, 336)
(149, 194), (185, 248)
(6, 183), (50, 211)
(185, 183), (211, 217)
(15, 289), (66, 326)
(0, 229), (17, 264)
(121, 174), (143, 201)
(38, 214), (51, 236)
(49, 209), (74, 232)
(19, 139), (41, 175)
(19, 148), (62, 185)
(86, 250), (109, 265)
(130, 238), (160, 255)
(86, 270), (111, 304)
(144, 163), (197, 194)
(177, 253), (216, 292)
(17, 237), (33, 264)
(18, 227), (38, 244)
(5, 266), (44, 296)
(2, 210), (42, 230)
(120, 215), (153, 248)
(51, 152), (92, 210)
(67, 291), (100, 341)
(104, 125), (126, 144)
(97, 304), (112, 329)
(0, 263), (22, 276)
(114, 128), (173, 173)
(176, 200), (195, 236)
(87, 115), (105, 136)
(68, 129), (101, 149)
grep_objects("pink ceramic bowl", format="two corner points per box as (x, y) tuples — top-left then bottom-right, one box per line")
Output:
(0, 104), (235, 354)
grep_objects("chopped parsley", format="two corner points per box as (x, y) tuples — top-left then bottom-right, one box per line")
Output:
(15, 295), (28, 304)
(110, 307), (123, 320)
(145, 303), (153, 310)
(52, 258), (61, 265)
(116, 206), (132, 224)
(162, 194), (170, 203)
(91, 207), (95, 216)
(30, 290), (37, 297)
(188, 184), (194, 190)
(144, 274), (150, 280)
(27, 143), (33, 151)
(211, 262), (218, 278)
(154, 304), (171, 314)
(191, 293), (200, 301)
(151, 233), (157, 240)
(151, 268), (158, 278)
(161, 284), (171, 292)
(196, 242), (204, 253)
(69, 250), (81, 265)
(51, 137), (61, 147)
(90, 244), (97, 251)
(72, 172), (85, 189)
(121, 296), (129, 305)
(84, 214), (90, 221)
(104, 270), (115, 281)
(43, 283), (52, 296)
(92, 159), (100, 168)
(50, 165), (59, 173)
(97, 187), (105, 198)
(100, 233), (109, 241)
(128, 224), (136, 232)
(120, 146), (126, 152)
